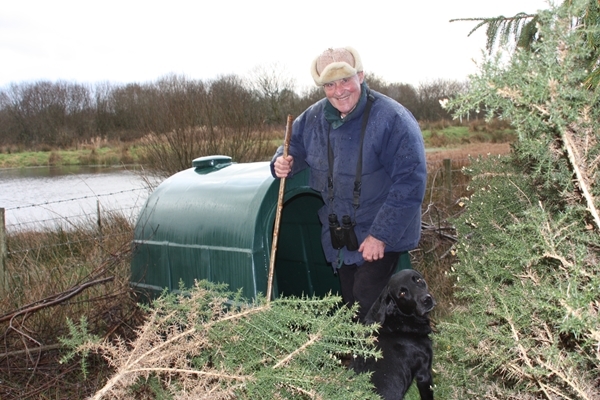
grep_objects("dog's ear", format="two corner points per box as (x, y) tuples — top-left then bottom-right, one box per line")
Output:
(364, 288), (396, 325)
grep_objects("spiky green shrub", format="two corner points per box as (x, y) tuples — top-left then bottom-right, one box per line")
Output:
(65, 281), (382, 399)
(436, 156), (600, 398)
(435, 1), (600, 398)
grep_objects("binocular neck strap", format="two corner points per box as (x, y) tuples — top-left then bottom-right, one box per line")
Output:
(327, 91), (375, 212)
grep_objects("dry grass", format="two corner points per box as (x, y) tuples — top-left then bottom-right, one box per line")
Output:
(0, 213), (142, 399)
(426, 142), (511, 163)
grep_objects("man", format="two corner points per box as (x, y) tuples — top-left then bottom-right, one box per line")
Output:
(271, 47), (426, 322)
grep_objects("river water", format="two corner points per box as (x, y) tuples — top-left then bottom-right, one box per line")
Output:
(0, 165), (151, 231)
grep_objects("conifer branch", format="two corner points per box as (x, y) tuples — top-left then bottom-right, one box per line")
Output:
(504, 307), (553, 400)
(494, 79), (600, 231)
(282, 384), (323, 399)
(441, 3), (600, 396)
(119, 367), (249, 380)
(91, 301), (270, 399)
(534, 356), (595, 400)
(90, 325), (198, 399)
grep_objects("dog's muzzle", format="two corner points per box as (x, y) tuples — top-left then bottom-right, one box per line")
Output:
(421, 294), (436, 313)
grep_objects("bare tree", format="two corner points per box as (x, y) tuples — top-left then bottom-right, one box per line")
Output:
(416, 79), (467, 121)
(206, 74), (268, 161)
(138, 74), (270, 179)
(248, 63), (297, 124)
(0, 81), (96, 147)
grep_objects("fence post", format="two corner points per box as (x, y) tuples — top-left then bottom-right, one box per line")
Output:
(0, 208), (6, 295)
(97, 200), (102, 232)
(443, 159), (452, 207)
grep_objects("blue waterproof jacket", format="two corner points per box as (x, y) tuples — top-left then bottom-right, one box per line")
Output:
(270, 84), (426, 266)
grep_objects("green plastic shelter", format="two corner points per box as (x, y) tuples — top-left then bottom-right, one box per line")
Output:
(131, 155), (339, 300)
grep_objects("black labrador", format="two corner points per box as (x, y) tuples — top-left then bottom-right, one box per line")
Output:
(352, 269), (436, 400)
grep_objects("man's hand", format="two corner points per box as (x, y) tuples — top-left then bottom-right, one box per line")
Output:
(274, 155), (294, 178)
(359, 235), (385, 262)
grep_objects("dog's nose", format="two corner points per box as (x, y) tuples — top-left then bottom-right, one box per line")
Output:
(422, 294), (435, 310)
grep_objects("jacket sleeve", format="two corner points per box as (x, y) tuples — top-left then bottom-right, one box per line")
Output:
(368, 108), (427, 247)
(269, 111), (311, 178)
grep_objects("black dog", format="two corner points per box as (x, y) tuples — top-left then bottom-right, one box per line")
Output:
(352, 269), (435, 400)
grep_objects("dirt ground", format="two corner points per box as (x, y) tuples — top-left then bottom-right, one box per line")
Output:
(426, 142), (511, 163)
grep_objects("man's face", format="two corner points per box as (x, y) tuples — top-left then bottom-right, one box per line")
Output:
(323, 72), (364, 117)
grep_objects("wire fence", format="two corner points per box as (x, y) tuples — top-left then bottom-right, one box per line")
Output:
(5, 205), (142, 231)
(0, 157), (475, 267)
(424, 157), (473, 206)
(3, 187), (149, 230)
(6, 231), (134, 256)
(0, 186), (149, 262)
(4, 187), (147, 212)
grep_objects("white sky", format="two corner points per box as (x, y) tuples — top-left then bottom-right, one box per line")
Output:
(1, 0), (553, 92)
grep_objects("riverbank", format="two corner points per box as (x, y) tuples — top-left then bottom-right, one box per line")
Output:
(0, 124), (514, 169)
(0, 141), (141, 169)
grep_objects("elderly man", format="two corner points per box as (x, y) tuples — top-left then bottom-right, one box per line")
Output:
(271, 47), (427, 322)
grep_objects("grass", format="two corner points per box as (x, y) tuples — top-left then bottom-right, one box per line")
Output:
(421, 123), (516, 148)
(0, 142), (140, 168)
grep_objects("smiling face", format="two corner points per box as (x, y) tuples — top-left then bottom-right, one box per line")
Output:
(323, 72), (364, 118)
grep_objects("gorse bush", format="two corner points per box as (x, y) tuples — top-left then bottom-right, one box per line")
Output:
(64, 281), (382, 399)
(436, 156), (600, 398)
(437, 0), (600, 398)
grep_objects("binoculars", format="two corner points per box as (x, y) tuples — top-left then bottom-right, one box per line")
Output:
(328, 214), (359, 251)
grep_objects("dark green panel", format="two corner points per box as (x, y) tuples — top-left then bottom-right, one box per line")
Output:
(274, 192), (340, 298)
(130, 242), (172, 298)
(131, 158), (341, 302)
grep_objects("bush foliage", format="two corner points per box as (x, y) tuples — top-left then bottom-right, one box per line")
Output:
(437, 156), (600, 398)
(437, 1), (600, 398)
(64, 282), (382, 399)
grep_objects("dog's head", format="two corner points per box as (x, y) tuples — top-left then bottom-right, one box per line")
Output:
(365, 269), (436, 326)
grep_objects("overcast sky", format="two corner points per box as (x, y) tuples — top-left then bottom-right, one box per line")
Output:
(1, 0), (553, 92)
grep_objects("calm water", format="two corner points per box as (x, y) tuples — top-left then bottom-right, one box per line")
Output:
(0, 165), (150, 231)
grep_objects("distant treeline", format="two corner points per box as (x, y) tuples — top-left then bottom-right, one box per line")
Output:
(0, 71), (468, 149)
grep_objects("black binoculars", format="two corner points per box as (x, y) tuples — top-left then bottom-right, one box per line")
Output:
(328, 214), (359, 251)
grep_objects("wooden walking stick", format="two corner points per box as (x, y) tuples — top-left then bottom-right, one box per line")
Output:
(266, 114), (293, 302)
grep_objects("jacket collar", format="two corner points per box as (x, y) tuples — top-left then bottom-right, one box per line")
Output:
(324, 82), (369, 129)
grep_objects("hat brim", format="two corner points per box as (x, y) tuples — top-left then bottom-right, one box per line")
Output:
(310, 46), (363, 86)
